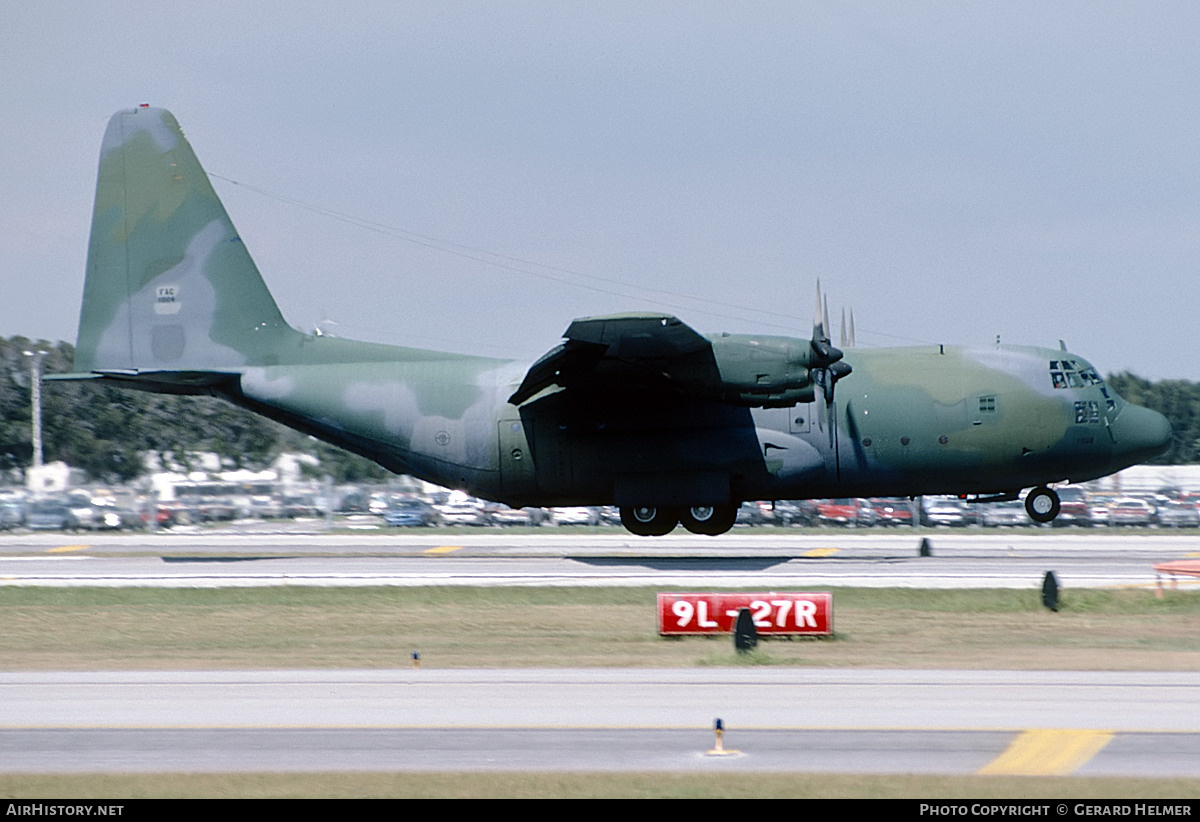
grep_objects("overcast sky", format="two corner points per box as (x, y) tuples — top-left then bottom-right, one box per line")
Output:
(5, 2), (1200, 379)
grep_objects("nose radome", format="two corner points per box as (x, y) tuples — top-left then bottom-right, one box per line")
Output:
(1113, 404), (1172, 463)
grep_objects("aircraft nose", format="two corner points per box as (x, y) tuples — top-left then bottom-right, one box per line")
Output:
(1112, 404), (1172, 463)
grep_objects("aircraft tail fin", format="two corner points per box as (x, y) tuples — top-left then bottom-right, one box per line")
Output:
(73, 106), (302, 377)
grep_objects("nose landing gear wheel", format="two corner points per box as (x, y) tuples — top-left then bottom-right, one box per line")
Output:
(620, 505), (679, 536)
(680, 504), (739, 536)
(1025, 486), (1061, 524)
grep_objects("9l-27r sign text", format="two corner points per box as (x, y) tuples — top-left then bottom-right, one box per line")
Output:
(657, 593), (833, 636)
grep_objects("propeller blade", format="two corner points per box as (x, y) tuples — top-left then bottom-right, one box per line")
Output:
(813, 280), (828, 347)
(823, 293), (831, 344)
(810, 280), (843, 365)
(808, 281), (854, 449)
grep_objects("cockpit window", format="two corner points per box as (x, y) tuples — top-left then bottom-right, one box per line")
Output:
(1050, 360), (1102, 389)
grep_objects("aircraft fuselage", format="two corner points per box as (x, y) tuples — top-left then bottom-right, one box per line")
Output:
(219, 336), (1167, 516)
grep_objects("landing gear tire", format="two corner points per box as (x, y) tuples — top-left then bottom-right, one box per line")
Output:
(620, 505), (679, 537)
(680, 504), (739, 536)
(1025, 486), (1061, 524)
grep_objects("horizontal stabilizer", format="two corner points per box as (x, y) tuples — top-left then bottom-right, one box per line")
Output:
(45, 368), (238, 395)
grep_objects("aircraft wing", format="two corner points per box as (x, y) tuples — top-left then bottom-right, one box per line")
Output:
(508, 313), (816, 408)
(508, 313), (712, 405)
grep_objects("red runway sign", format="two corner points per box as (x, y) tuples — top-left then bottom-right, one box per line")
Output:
(657, 592), (833, 636)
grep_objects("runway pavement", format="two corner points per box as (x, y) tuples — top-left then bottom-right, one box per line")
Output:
(1, 527), (1199, 589)
(2, 668), (1199, 775)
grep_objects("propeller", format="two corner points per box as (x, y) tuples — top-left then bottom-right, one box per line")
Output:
(810, 281), (853, 447)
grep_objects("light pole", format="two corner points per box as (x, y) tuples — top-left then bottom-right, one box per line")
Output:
(22, 350), (46, 471)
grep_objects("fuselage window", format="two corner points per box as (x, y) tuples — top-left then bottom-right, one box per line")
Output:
(1074, 401), (1101, 424)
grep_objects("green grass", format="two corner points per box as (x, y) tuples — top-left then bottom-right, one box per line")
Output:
(0, 585), (1197, 671)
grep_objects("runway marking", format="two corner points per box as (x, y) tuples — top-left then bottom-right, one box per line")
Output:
(0, 556), (90, 562)
(802, 548), (839, 558)
(977, 729), (1113, 775)
(48, 545), (90, 554)
(425, 546), (464, 555)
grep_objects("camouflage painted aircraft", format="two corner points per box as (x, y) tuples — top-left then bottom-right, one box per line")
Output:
(51, 106), (1173, 536)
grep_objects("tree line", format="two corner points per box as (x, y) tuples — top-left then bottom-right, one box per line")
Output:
(1105, 373), (1198, 464)
(0, 336), (1190, 485)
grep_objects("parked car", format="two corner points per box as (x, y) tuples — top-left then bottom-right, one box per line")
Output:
(872, 498), (915, 527)
(735, 501), (775, 526)
(383, 498), (440, 527)
(1107, 498), (1156, 526)
(0, 502), (25, 530)
(817, 498), (875, 527)
(549, 507), (600, 526)
(154, 505), (182, 528)
(920, 497), (971, 527)
(25, 502), (83, 531)
(337, 489), (372, 513)
(1156, 500), (1200, 528)
(981, 500), (1028, 527)
(1088, 495), (1113, 527)
(280, 496), (324, 518)
(247, 495), (281, 519)
(435, 493), (490, 526)
(771, 500), (818, 527)
(1053, 486), (1092, 527)
(488, 505), (546, 527)
(598, 506), (624, 526)
(94, 507), (145, 530)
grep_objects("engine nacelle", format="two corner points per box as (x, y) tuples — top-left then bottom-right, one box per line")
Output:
(679, 334), (816, 407)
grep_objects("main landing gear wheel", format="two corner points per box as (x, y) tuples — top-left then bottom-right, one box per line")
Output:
(680, 504), (739, 536)
(1025, 486), (1061, 524)
(620, 505), (679, 537)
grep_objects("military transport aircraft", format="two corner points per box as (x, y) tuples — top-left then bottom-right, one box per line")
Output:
(50, 106), (1173, 536)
